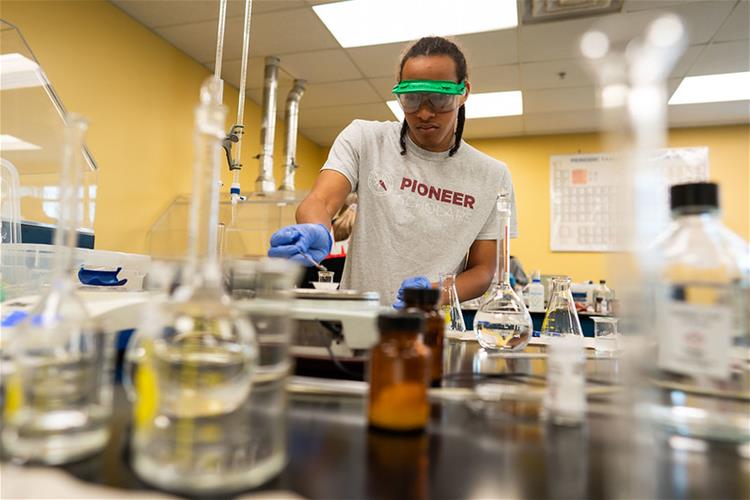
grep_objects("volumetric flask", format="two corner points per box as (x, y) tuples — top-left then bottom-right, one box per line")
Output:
(439, 273), (466, 333)
(127, 77), (259, 495)
(541, 277), (583, 338)
(474, 193), (532, 352)
(2, 116), (116, 464)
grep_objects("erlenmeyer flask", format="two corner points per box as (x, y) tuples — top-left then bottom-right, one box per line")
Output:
(128, 77), (258, 495)
(2, 115), (116, 464)
(439, 272), (466, 333)
(473, 194), (532, 351)
(541, 277), (583, 338)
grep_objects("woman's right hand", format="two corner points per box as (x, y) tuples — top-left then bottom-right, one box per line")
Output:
(268, 223), (333, 265)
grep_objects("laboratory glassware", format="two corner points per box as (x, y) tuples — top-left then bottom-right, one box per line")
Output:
(128, 77), (259, 495)
(221, 0), (253, 258)
(474, 194), (533, 351)
(592, 316), (619, 353)
(403, 287), (444, 385)
(2, 115), (116, 464)
(543, 335), (586, 426)
(646, 182), (749, 441)
(368, 311), (431, 432)
(439, 272), (466, 333)
(541, 277), (583, 338)
(317, 270), (334, 283)
(581, 10), (749, 446)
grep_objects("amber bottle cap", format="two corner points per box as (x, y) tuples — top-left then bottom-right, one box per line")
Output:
(377, 311), (425, 333)
(403, 287), (440, 308)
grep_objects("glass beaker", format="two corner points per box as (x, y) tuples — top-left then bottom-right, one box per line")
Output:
(2, 116), (116, 464)
(439, 273), (466, 333)
(473, 194), (533, 351)
(541, 277), (583, 338)
(592, 316), (619, 352)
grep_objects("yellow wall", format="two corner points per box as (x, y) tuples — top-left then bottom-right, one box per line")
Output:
(471, 125), (750, 285)
(2, 0), (326, 254)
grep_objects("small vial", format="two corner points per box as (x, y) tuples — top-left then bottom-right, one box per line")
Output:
(543, 335), (586, 425)
(403, 287), (444, 386)
(317, 270), (334, 283)
(368, 311), (431, 432)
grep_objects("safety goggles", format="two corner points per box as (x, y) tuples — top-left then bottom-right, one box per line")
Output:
(392, 80), (466, 114)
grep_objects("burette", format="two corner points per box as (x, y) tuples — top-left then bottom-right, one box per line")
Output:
(226, 0), (254, 227)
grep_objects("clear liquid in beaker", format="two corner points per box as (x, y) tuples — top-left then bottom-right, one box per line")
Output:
(2, 334), (114, 464)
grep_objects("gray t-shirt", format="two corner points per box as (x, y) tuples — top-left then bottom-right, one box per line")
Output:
(322, 120), (518, 305)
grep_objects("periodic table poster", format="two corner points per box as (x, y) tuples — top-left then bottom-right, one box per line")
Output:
(550, 147), (709, 252)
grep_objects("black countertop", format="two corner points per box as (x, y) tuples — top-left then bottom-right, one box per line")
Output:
(5, 340), (749, 499)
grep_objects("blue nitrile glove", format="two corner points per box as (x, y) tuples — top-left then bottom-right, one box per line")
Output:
(268, 223), (333, 266)
(393, 275), (431, 309)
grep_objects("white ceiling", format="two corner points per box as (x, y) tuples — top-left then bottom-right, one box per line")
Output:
(112, 0), (749, 146)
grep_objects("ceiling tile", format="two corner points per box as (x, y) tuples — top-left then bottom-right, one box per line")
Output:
(209, 57), (296, 89)
(470, 65), (521, 93)
(299, 125), (344, 146)
(113, 0), (307, 28)
(251, 0), (308, 15)
(686, 40), (750, 76)
(454, 29), (519, 68)
(112, 0), (230, 28)
(463, 116), (524, 140)
(524, 86), (596, 113)
(369, 76), (398, 101)
(239, 8), (339, 58)
(299, 103), (394, 129)
(623, 0), (704, 12)
(671, 45), (706, 78)
(714, 0), (749, 42)
(520, 59), (593, 89)
(519, 14), (603, 62)
(519, 1), (734, 62)
(299, 80), (382, 108)
(155, 19), (223, 63)
(523, 110), (599, 134)
(347, 43), (404, 79)
(276, 49), (363, 84)
(668, 101), (750, 127)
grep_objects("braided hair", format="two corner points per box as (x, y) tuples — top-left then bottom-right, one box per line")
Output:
(397, 37), (468, 157)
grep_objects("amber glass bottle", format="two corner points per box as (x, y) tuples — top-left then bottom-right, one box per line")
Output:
(403, 287), (444, 386)
(368, 311), (431, 432)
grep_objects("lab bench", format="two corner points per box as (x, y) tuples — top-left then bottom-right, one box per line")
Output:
(2, 340), (745, 499)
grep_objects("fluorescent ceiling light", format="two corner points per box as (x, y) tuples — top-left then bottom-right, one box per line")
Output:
(669, 71), (750, 105)
(0, 134), (42, 151)
(313, 0), (518, 48)
(387, 90), (524, 121)
(0, 53), (45, 91)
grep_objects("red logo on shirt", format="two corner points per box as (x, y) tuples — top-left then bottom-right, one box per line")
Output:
(399, 177), (475, 209)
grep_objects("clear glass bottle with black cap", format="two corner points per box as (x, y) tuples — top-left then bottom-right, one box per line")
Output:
(403, 287), (444, 386)
(368, 311), (431, 432)
(643, 181), (749, 442)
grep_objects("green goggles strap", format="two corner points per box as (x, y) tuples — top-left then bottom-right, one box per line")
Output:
(392, 80), (466, 95)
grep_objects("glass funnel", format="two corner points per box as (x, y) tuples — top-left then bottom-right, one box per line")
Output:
(2, 115), (115, 465)
(473, 194), (532, 351)
(439, 272), (466, 333)
(541, 277), (583, 338)
(127, 77), (258, 495)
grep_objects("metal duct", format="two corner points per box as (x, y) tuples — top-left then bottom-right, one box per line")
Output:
(255, 56), (280, 193)
(280, 79), (306, 192)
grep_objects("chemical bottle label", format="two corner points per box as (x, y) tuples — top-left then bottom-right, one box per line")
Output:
(657, 300), (732, 380)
